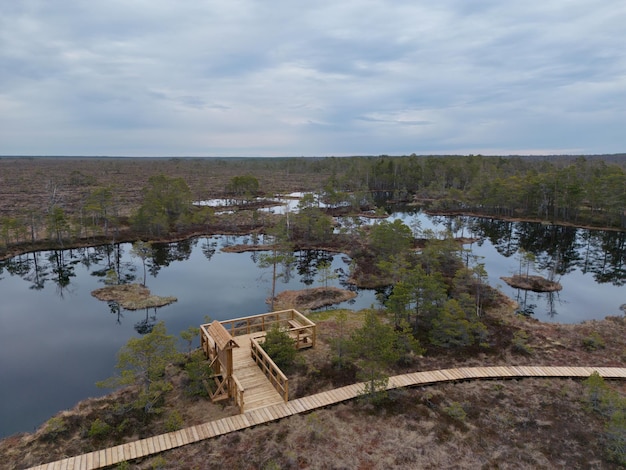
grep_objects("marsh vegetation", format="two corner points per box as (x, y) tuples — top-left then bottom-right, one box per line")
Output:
(1, 155), (625, 468)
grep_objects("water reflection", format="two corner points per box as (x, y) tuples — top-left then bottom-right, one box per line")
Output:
(513, 288), (562, 319)
(149, 239), (195, 277)
(467, 217), (626, 286)
(0, 214), (625, 438)
(134, 307), (160, 335)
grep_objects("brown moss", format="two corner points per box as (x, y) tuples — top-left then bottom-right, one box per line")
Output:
(271, 286), (357, 310)
(91, 284), (177, 310)
(500, 274), (562, 292)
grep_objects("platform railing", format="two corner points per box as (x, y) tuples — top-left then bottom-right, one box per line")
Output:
(217, 309), (316, 349)
(250, 336), (289, 402)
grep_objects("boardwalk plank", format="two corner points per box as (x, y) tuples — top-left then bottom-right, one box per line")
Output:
(212, 420), (225, 436)
(113, 446), (122, 464)
(256, 408), (272, 423)
(319, 392), (337, 406)
(273, 404), (290, 418)
(492, 366), (511, 377)
(174, 430), (188, 446)
(85, 452), (94, 470)
(126, 443), (135, 461)
(221, 418), (235, 433)
(95, 449), (103, 467)
(169, 433), (180, 448)
(284, 402), (299, 415)
(227, 415), (242, 431)
(325, 389), (344, 403)
(148, 438), (158, 454)
(217, 418), (231, 434)
(263, 406), (280, 420)
(246, 410), (262, 425)
(290, 400), (306, 413)
(308, 395), (323, 408)
(198, 421), (211, 437)
(205, 421), (219, 436)
(197, 423), (211, 439)
(299, 397), (317, 411)
(105, 447), (113, 467)
(582, 367), (597, 376)
(260, 407), (275, 422)
(240, 413), (252, 427)
(158, 434), (167, 451)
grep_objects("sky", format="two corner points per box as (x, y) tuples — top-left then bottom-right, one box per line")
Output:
(1, 1), (625, 157)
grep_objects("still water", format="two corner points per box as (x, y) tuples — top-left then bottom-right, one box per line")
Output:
(0, 212), (624, 437)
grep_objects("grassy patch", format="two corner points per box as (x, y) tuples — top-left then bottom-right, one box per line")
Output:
(91, 284), (177, 310)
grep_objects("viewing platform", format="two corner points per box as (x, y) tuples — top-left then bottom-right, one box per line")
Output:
(199, 309), (316, 412)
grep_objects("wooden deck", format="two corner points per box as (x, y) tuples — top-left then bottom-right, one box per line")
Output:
(200, 309), (316, 410)
(232, 333), (285, 411)
(26, 365), (626, 470)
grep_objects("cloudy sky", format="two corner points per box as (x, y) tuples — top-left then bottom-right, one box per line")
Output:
(1, 1), (625, 157)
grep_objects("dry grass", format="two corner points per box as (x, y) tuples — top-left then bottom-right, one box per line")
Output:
(273, 287), (357, 311)
(131, 379), (618, 469)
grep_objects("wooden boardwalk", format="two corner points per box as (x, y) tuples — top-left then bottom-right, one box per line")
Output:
(26, 366), (626, 470)
(232, 333), (285, 411)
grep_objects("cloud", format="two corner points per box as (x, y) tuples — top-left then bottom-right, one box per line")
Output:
(1, 0), (625, 156)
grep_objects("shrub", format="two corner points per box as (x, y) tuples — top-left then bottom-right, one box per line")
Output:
(606, 409), (626, 466)
(429, 299), (488, 348)
(583, 332), (605, 351)
(150, 456), (167, 470)
(184, 350), (211, 398)
(42, 416), (67, 440)
(443, 401), (467, 421)
(262, 325), (297, 370)
(88, 418), (112, 440)
(97, 321), (180, 414)
(584, 372), (626, 464)
(512, 329), (534, 354)
(165, 410), (184, 432)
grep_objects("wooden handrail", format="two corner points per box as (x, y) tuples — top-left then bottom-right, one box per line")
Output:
(214, 309), (315, 338)
(200, 324), (214, 358)
(250, 337), (289, 402)
(229, 375), (245, 414)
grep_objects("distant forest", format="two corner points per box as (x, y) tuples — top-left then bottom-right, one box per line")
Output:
(319, 154), (626, 229)
(0, 154), (625, 255)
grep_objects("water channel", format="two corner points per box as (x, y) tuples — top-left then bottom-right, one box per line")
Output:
(0, 211), (624, 437)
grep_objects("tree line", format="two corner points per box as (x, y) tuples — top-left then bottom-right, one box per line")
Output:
(2, 155), (625, 256)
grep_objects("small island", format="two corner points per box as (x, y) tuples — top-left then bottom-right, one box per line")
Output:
(91, 284), (177, 310)
(500, 274), (562, 293)
(271, 286), (357, 310)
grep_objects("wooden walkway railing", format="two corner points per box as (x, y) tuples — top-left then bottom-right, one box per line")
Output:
(250, 336), (289, 402)
(219, 309), (316, 349)
(26, 366), (626, 470)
